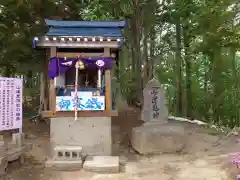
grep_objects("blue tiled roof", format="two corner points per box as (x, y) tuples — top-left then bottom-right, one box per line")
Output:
(46, 27), (122, 37)
(44, 19), (126, 37)
(45, 19), (126, 28)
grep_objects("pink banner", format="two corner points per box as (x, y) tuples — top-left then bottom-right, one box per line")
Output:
(0, 77), (22, 131)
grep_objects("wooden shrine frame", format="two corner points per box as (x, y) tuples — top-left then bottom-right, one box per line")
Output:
(41, 47), (118, 118)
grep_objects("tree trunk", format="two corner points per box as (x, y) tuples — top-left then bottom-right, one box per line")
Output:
(132, 0), (143, 104)
(230, 47), (240, 126)
(26, 70), (33, 88)
(129, 18), (136, 73)
(231, 47), (237, 85)
(39, 73), (47, 114)
(203, 54), (210, 120)
(210, 48), (222, 123)
(149, 26), (155, 79)
(4, 65), (12, 77)
(143, 27), (148, 86)
(183, 24), (192, 119)
(175, 17), (183, 116)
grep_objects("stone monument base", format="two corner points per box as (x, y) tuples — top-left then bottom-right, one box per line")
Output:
(131, 122), (186, 155)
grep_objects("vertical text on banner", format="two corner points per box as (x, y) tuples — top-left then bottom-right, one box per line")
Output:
(0, 77), (23, 131)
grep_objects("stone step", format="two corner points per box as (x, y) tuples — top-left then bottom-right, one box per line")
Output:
(45, 159), (83, 171)
(83, 156), (119, 173)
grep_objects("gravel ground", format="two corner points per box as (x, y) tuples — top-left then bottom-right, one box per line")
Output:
(3, 108), (240, 180)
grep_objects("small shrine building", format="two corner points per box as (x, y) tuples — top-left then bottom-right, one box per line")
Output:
(33, 19), (125, 171)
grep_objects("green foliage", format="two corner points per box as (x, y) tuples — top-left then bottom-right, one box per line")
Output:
(1, 0), (240, 127)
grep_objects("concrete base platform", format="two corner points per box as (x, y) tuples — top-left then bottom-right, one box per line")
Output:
(45, 159), (83, 171)
(51, 117), (112, 156)
(83, 156), (119, 173)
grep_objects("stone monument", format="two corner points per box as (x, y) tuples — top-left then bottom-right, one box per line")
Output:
(131, 78), (186, 155)
(141, 78), (168, 123)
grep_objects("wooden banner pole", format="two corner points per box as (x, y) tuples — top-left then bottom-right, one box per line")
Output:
(74, 61), (79, 121)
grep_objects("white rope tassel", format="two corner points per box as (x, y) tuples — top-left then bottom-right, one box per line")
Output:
(74, 61), (79, 121)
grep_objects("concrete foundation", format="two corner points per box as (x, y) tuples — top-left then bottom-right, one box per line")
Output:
(50, 117), (112, 156)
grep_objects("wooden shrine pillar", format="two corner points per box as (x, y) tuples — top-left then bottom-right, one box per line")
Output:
(104, 47), (112, 111)
(49, 47), (56, 112)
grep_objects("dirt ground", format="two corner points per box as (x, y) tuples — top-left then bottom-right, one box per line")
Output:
(3, 108), (240, 180)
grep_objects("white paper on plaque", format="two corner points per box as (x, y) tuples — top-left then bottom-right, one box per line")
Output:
(0, 77), (23, 131)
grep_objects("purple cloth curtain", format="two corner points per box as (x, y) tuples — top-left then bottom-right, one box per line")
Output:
(48, 57), (113, 79)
